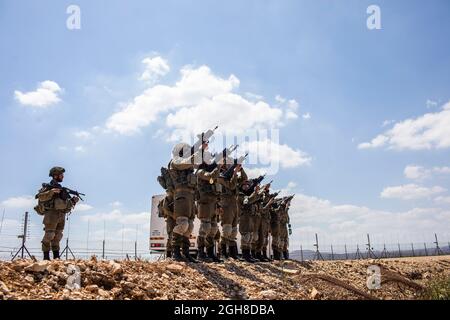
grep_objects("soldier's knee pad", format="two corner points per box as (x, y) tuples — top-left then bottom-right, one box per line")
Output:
(186, 219), (194, 234)
(241, 232), (252, 244)
(43, 229), (56, 242)
(231, 226), (238, 239)
(222, 224), (232, 238)
(53, 230), (64, 242)
(209, 224), (218, 237)
(198, 219), (211, 237)
(173, 216), (190, 235)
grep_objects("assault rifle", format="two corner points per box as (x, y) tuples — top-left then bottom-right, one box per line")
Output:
(219, 153), (248, 180)
(42, 183), (85, 201)
(191, 126), (218, 154)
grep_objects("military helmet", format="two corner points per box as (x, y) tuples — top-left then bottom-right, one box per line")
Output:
(49, 166), (65, 177)
(172, 142), (191, 158)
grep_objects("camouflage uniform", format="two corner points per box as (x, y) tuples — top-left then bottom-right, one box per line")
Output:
(168, 144), (199, 262)
(157, 166), (175, 257)
(279, 203), (290, 259)
(238, 175), (263, 262)
(255, 191), (272, 261)
(270, 201), (282, 260)
(35, 168), (77, 260)
(196, 163), (222, 262)
(217, 166), (239, 259)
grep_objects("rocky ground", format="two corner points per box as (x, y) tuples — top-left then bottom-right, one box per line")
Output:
(0, 255), (448, 300)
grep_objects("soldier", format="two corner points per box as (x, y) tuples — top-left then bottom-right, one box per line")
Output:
(238, 177), (264, 263)
(157, 166), (175, 258)
(168, 143), (201, 262)
(217, 158), (241, 260)
(279, 197), (292, 259)
(255, 185), (275, 262)
(195, 149), (223, 263)
(270, 199), (282, 260)
(35, 167), (79, 260)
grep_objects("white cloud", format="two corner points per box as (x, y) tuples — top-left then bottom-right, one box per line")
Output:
(110, 201), (122, 207)
(287, 192), (450, 245)
(74, 146), (86, 153)
(244, 139), (311, 169)
(302, 113), (311, 120)
(358, 101), (450, 150)
(73, 203), (93, 212)
(382, 119), (395, 127)
(380, 184), (446, 200)
(139, 56), (170, 83)
(14, 80), (62, 107)
(81, 209), (149, 225)
(1, 196), (35, 209)
(404, 164), (450, 180)
(74, 130), (92, 139)
(426, 99), (438, 109)
(434, 196), (450, 205)
(106, 65), (240, 135)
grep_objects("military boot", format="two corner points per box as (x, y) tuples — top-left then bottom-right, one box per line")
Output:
(251, 250), (260, 262)
(262, 250), (272, 262)
(207, 246), (223, 263)
(220, 243), (228, 259)
(283, 251), (289, 260)
(258, 251), (270, 262)
(182, 238), (198, 263)
(197, 246), (212, 262)
(228, 245), (243, 261)
(43, 251), (50, 261)
(172, 246), (186, 262)
(242, 249), (256, 263)
(272, 249), (281, 261)
(255, 251), (264, 261)
(53, 250), (60, 259)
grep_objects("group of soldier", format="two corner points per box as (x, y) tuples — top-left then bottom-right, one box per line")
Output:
(32, 127), (293, 263)
(157, 127), (294, 263)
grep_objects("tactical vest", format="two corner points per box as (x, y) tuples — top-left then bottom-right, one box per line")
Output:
(197, 177), (222, 195)
(34, 184), (72, 215)
(168, 166), (196, 189)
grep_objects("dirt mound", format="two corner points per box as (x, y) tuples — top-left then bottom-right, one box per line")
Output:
(0, 255), (448, 300)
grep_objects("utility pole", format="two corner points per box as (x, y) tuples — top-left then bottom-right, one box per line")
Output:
(313, 233), (324, 260)
(380, 243), (389, 259)
(366, 234), (377, 259)
(134, 225), (138, 261)
(433, 233), (443, 256)
(0, 208), (5, 235)
(355, 244), (363, 259)
(12, 212), (33, 260)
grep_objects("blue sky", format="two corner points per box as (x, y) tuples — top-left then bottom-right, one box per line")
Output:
(1, 0), (449, 257)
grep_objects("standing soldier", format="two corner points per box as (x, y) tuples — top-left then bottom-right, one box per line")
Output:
(168, 143), (201, 262)
(217, 157), (241, 260)
(279, 197), (293, 259)
(239, 178), (263, 263)
(270, 199), (282, 260)
(157, 167), (175, 258)
(195, 149), (222, 263)
(255, 186), (276, 262)
(34, 167), (79, 260)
